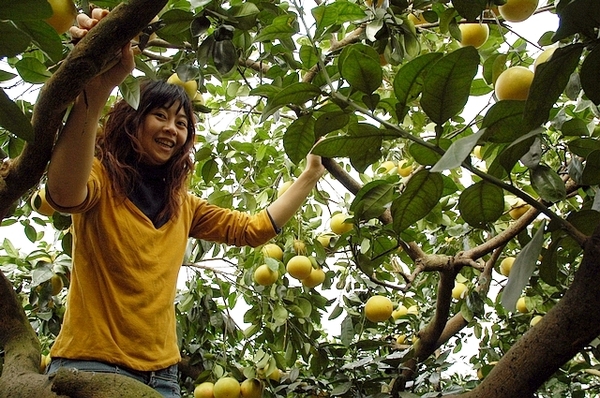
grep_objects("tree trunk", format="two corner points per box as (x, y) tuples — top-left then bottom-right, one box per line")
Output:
(450, 223), (600, 398)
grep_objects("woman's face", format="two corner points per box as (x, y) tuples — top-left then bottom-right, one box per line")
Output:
(137, 102), (189, 165)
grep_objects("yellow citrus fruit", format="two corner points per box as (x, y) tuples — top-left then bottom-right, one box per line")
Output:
(194, 382), (215, 398)
(533, 47), (557, 71)
(277, 180), (293, 198)
(379, 160), (396, 173)
(193, 92), (205, 106)
(330, 213), (353, 235)
(253, 264), (279, 286)
(408, 13), (428, 26)
(167, 72), (198, 99)
(500, 257), (515, 277)
(397, 163), (413, 177)
(364, 295), (393, 322)
(509, 203), (531, 220)
(530, 314), (543, 327)
(50, 274), (64, 296)
(45, 0), (77, 34)
(286, 255), (313, 280)
(293, 239), (306, 254)
(458, 23), (490, 49)
(396, 334), (407, 344)
(473, 145), (483, 160)
(494, 66), (534, 101)
(316, 234), (332, 247)
(498, 0), (539, 22)
(31, 189), (55, 217)
(392, 304), (408, 319)
(302, 268), (326, 288)
(451, 282), (467, 300)
(261, 243), (283, 261)
(407, 305), (419, 316)
(213, 377), (240, 398)
(240, 378), (263, 398)
(516, 296), (528, 313)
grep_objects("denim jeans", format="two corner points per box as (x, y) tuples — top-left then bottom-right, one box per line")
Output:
(46, 358), (181, 398)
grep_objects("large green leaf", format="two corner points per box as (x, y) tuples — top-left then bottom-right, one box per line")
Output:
(156, 9), (194, 46)
(119, 75), (141, 110)
(524, 44), (584, 129)
(254, 14), (297, 42)
(408, 138), (450, 166)
(261, 82), (322, 122)
(431, 129), (485, 172)
(457, 181), (504, 228)
(283, 115), (316, 165)
(15, 57), (52, 84)
(312, 1), (366, 39)
(452, 0), (488, 21)
(420, 46), (479, 125)
(530, 165), (566, 203)
(580, 45), (600, 105)
(15, 20), (63, 64)
(312, 123), (397, 172)
(481, 100), (528, 143)
(487, 138), (535, 178)
(341, 48), (382, 95)
(581, 150), (600, 185)
(0, 88), (34, 141)
(502, 220), (547, 312)
(568, 137), (600, 157)
(552, 0), (600, 41)
(0, 21), (31, 58)
(0, 0), (52, 20)
(314, 111), (350, 137)
(351, 181), (395, 221)
(393, 52), (443, 107)
(391, 170), (444, 233)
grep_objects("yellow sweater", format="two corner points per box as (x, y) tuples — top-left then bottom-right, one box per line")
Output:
(49, 159), (276, 371)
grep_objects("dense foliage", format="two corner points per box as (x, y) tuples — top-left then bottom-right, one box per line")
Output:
(1, 0), (600, 397)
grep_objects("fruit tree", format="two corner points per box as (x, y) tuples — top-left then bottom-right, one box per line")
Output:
(1, 0), (600, 397)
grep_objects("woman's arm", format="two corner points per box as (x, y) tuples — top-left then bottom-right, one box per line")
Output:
(266, 154), (325, 229)
(46, 11), (134, 208)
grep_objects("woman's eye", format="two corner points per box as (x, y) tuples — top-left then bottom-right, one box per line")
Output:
(177, 121), (188, 128)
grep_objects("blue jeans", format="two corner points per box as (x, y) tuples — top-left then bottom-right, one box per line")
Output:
(46, 358), (180, 398)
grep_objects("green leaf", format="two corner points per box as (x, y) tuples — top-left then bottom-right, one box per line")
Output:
(487, 138), (535, 178)
(14, 20), (63, 64)
(15, 57), (52, 84)
(552, 0), (600, 42)
(312, 2), (366, 39)
(0, 88), (34, 141)
(452, 0), (488, 21)
(314, 110), (350, 137)
(261, 82), (322, 122)
(568, 138), (600, 157)
(284, 115), (316, 165)
(0, 70), (17, 81)
(580, 45), (600, 105)
(212, 40), (237, 75)
(300, 44), (321, 69)
(502, 220), (546, 312)
(340, 316), (354, 347)
(391, 170), (444, 233)
(156, 9), (194, 46)
(431, 129), (485, 172)
(530, 165), (566, 203)
(341, 48), (382, 94)
(0, 0), (52, 20)
(351, 181), (395, 221)
(393, 52), (443, 107)
(561, 118), (590, 137)
(481, 100), (528, 143)
(420, 46), (480, 125)
(408, 138), (450, 166)
(458, 181), (504, 228)
(118, 76), (140, 110)
(0, 21), (31, 58)
(312, 123), (396, 172)
(202, 159), (219, 184)
(254, 15), (297, 42)
(524, 44), (584, 129)
(581, 150), (600, 185)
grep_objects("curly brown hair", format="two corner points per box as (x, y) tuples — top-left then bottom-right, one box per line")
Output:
(97, 79), (196, 221)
